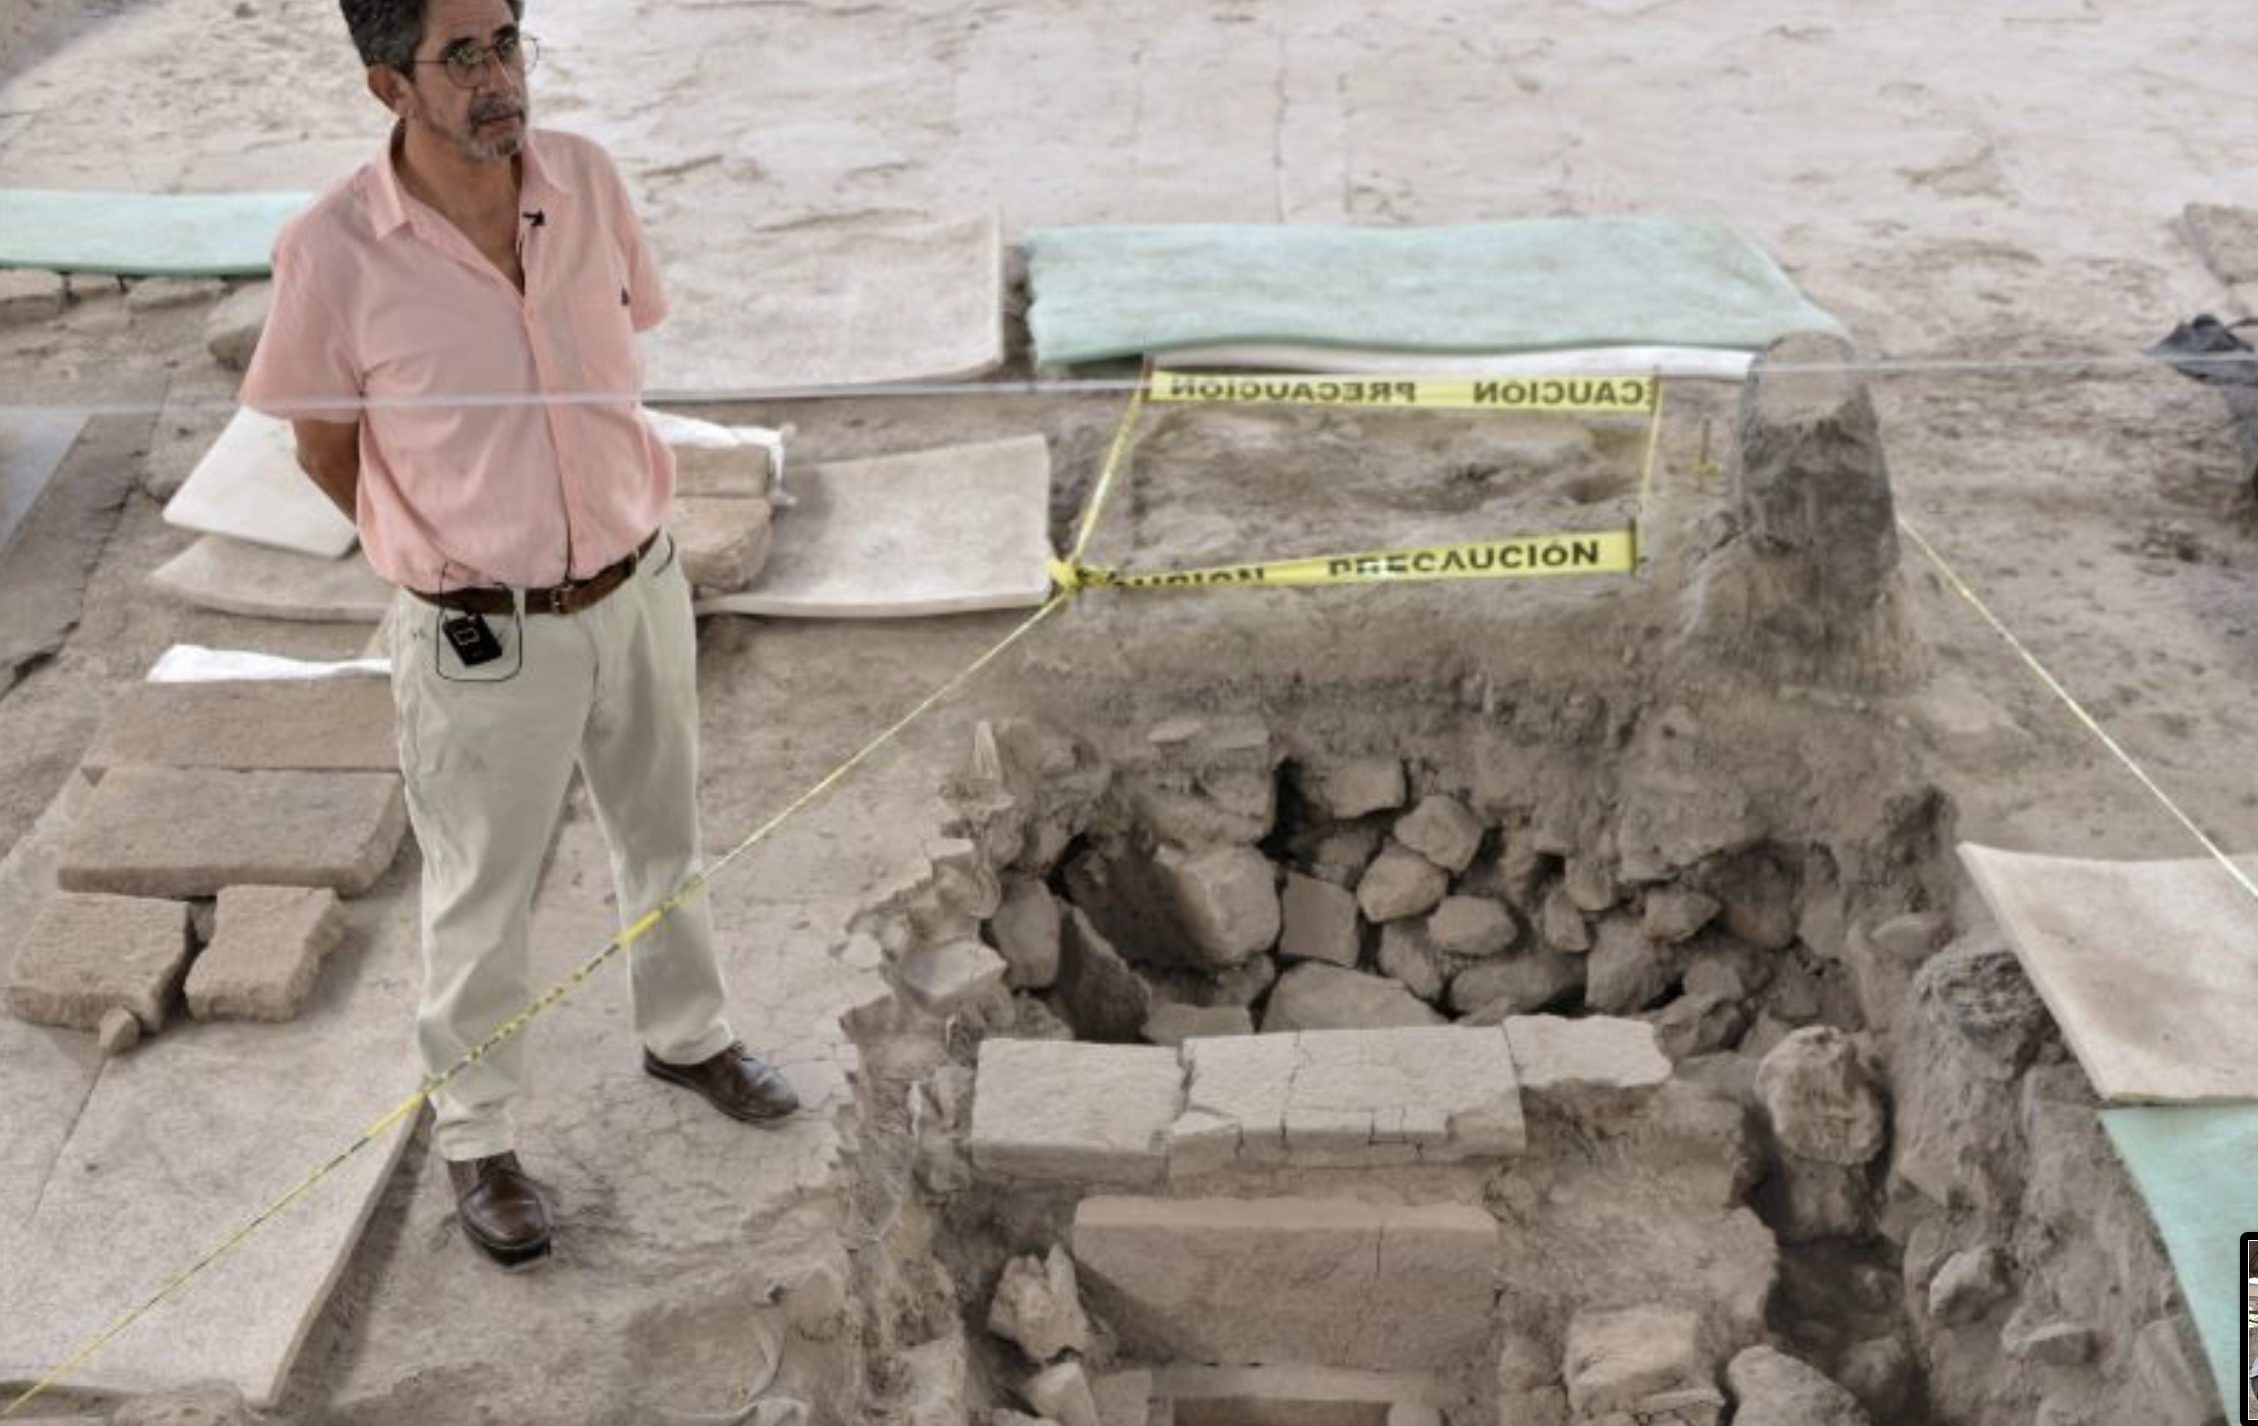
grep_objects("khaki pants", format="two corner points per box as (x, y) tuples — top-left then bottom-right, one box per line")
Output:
(389, 534), (733, 1161)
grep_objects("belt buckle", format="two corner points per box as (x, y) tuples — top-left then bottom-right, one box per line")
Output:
(548, 585), (571, 616)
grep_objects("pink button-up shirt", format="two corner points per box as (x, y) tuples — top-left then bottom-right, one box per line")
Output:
(241, 126), (675, 591)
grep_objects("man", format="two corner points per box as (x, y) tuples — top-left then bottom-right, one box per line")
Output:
(240, 0), (798, 1268)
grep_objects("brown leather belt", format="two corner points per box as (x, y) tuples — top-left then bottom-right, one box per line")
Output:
(410, 531), (662, 617)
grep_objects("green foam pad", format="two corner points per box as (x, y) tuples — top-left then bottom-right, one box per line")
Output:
(2101, 1103), (2258, 1420)
(1026, 218), (1848, 367)
(0, 189), (313, 278)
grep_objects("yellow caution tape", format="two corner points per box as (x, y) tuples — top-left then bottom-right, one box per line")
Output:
(1150, 368), (1659, 415)
(0, 592), (1076, 1421)
(1059, 527), (1637, 593)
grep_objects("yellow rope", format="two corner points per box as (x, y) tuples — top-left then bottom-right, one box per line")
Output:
(0, 590), (1072, 1420)
(1066, 360), (1151, 565)
(1898, 515), (2258, 906)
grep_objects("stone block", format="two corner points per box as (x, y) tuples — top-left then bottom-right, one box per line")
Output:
(1072, 1195), (1498, 1370)
(991, 876), (1061, 989)
(1447, 951), (1582, 1017)
(1153, 1365), (1452, 1426)
(3, 893), (192, 1033)
(184, 885), (345, 1022)
(1305, 823), (1383, 885)
(126, 277), (226, 313)
(1755, 1026), (1887, 1166)
(1174, 1025), (1523, 1168)
(898, 939), (1010, 1015)
(1539, 884), (1591, 952)
(970, 1037), (1182, 1185)
(899, 1335), (970, 1426)
(1427, 895), (1514, 957)
(205, 281), (273, 371)
(672, 497), (774, 593)
(1375, 923), (1446, 1002)
(1141, 1001), (1254, 1046)
(1157, 843), (1279, 967)
(1393, 795), (1483, 873)
(1505, 1015), (1671, 1112)
(1729, 332), (1899, 607)
(1281, 871), (1361, 966)
(81, 678), (397, 778)
(57, 769), (406, 900)
(1642, 887), (1720, 943)
(1584, 918), (1675, 1013)
(1650, 993), (1751, 1062)
(1356, 846), (1449, 923)
(1562, 852), (1618, 914)
(1724, 1345), (1871, 1426)
(668, 433), (776, 500)
(1563, 1305), (1707, 1417)
(1023, 1361), (1102, 1426)
(1265, 962), (1444, 1033)
(0, 268), (66, 326)
(988, 1244), (1091, 1364)
(1090, 1369), (1153, 1426)
(1131, 776), (1271, 847)
(1299, 756), (1405, 820)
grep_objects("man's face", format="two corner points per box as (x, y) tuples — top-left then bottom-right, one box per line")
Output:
(383, 0), (531, 164)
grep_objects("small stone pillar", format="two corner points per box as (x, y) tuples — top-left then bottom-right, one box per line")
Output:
(1730, 332), (1899, 608)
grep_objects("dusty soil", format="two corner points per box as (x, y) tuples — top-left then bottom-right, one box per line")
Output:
(3, 0), (2258, 1423)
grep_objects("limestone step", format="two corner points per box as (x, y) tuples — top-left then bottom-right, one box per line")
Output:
(81, 678), (397, 779)
(1072, 1195), (1499, 1372)
(56, 768), (406, 900)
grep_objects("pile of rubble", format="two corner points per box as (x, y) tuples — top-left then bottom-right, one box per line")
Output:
(894, 716), (1859, 1073)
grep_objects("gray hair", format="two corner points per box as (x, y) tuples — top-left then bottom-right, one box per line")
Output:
(340, 0), (525, 71)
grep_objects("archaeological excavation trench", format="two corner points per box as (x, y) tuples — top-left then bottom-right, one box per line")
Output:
(787, 339), (2203, 1426)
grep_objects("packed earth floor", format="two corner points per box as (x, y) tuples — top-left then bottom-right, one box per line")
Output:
(3, 2), (2258, 1425)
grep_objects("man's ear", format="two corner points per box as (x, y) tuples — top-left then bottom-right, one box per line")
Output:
(366, 64), (411, 115)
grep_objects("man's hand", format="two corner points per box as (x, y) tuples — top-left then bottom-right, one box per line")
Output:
(291, 418), (362, 521)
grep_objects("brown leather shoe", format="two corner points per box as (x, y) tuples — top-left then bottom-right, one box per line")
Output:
(644, 1041), (800, 1124)
(445, 1151), (552, 1267)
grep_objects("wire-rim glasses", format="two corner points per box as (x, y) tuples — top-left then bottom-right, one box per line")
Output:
(411, 32), (540, 90)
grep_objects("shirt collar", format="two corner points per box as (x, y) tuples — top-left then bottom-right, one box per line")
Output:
(369, 122), (573, 237)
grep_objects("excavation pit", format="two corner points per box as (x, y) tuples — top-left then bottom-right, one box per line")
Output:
(811, 343), (2201, 1426)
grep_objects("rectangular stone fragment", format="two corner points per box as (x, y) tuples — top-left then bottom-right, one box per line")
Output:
(1174, 1027), (1525, 1171)
(1073, 1196), (1498, 1370)
(81, 678), (398, 779)
(0, 904), (420, 1407)
(1288, 1026), (1525, 1159)
(1176, 1031), (1298, 1163)
(1505, 1014), (1672, 1114)
(970, 1038), (1184, 1186)
(185, 885), (346, 1022)
(896, 939), (1008, 1015)
(2, 892), (191, 1032)
(57, 768), (407, 900)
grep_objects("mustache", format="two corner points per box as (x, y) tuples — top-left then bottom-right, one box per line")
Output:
(470, 99), (524, 124)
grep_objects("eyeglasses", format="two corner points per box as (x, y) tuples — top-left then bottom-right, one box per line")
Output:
(411, 32), (540, 89)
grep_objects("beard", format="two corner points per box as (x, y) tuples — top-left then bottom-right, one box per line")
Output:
(415, 88), (530, 164)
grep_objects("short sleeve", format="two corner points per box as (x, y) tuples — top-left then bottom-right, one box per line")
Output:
(591, 147), (668, 334)
(239, 233), (364, 423)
